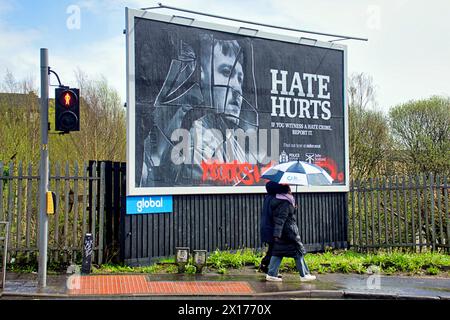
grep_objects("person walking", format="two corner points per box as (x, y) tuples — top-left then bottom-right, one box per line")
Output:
(265, 184), (316, 282)
(259, 181), (285, 274)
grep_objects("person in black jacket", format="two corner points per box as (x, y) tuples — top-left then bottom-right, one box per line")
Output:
(259, 181), (286, 274)
(266, 184), (316, 282)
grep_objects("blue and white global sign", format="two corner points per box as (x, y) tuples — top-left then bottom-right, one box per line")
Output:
(126, 195), (173, 214)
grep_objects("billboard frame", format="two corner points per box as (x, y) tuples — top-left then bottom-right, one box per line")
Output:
(125, 7), (349, 196)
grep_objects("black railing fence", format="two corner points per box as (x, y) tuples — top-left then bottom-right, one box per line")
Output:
(0, 161), (105, 265)
(349, 174), (449, 253)
(1, 159), (448, 266)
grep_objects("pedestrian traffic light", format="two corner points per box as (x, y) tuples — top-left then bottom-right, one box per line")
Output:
(55, 87), (80, 132)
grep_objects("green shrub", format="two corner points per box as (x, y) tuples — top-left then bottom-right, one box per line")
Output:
(207, 248), (261, 270)
(426, 266), (439, 275)
(218, 267), (227, 275)
(184, 264), (197, 274)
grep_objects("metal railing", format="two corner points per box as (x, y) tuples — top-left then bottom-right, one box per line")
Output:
(0, 161), (105, 265)
(349, 173), (449, 252)
(0, 221), (9, 289)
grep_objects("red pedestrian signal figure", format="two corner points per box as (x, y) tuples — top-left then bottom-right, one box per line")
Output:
(64, 93), (71, 106)
(55, 88), (80, 132)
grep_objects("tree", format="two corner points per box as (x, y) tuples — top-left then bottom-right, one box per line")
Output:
(50, 70), (126, 164)
(348, 73), (392, 181)
(389, 96), (450, 176)
(0, 70), (126, 167)
(0, 71), (40, 166)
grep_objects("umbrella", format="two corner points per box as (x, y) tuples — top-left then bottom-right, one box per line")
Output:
(261, 161), (333, 187)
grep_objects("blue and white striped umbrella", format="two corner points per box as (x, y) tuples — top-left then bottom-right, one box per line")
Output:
(261, 161), (333, 186)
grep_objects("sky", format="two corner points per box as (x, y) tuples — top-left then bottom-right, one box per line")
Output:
(0, 0), (449, 114)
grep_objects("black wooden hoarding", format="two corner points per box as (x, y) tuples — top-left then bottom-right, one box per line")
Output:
(92, 161), (347, 265)
(122, 192), (347, 265)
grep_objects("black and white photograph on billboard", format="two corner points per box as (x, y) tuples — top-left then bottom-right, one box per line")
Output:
(127, 11), (348, 195)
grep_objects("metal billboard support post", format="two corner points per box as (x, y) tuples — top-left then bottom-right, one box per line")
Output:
(38, 48), (49, 288)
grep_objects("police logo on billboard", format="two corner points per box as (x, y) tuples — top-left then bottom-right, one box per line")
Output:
(279, 151), (289, 163)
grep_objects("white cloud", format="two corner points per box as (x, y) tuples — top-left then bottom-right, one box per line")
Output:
(0, 22), (41, 86)
(51, 34), (126, 99)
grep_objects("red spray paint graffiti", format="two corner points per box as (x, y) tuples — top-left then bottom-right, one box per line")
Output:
(201, 160), (275, 185)
(314, 157), (344, 182)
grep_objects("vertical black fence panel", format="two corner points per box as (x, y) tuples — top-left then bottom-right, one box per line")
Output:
(120, 162), (128, 262)
(208, 195), (214, 250)
(409, 176), (415, 247)
(113, 163), (122, 260)
(436, 175), (443, 250)
(307, 194), (314, 246)
(402, 177), (408, 246)
(444, 176), (450, 253)
(416, 175), (423, 251)
(375, 178), (381, 246)
(429, 173), (436, 252)
(142, 211), (148, 259)
(423, 175), (430, 250)
(395, 176), (402, 247)
(343, 192), (349, 248)
(104, 161), (113, 255)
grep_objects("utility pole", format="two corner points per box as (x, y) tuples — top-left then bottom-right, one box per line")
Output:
(38, 48), (49, 288)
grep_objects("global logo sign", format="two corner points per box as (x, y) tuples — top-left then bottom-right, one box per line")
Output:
(137, 198), (163, 212)
(126, 195), (173, 214)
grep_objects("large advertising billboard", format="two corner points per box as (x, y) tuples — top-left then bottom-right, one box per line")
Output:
(126, 8), (349, 195)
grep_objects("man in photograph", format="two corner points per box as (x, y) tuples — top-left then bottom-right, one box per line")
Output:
(140, 33), (259, 187)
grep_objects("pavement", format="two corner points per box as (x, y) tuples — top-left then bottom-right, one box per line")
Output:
(1, 268), (450, 300)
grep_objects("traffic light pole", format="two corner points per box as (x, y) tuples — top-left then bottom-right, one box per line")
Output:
(38, 48), (49, 288)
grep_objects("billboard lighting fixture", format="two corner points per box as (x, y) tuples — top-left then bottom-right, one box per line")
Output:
(140, 2), (368, 42)
(299, 37), (318, 46)
(170, 15), (194, 25)
(238, 27), (259, 36)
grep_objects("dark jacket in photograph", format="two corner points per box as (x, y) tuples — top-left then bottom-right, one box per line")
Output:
(271, 197), (305, 257)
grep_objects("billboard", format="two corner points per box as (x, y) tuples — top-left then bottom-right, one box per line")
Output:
(126, 8), (349, 195)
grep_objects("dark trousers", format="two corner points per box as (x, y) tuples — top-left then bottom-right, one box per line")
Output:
(259, 242), (274, 272)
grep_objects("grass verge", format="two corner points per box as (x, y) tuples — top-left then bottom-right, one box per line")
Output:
(6, 248), (450, 276)
(91, 248), (450, 276)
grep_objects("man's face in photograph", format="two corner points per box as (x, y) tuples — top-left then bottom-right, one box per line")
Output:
(212, 41), (244, 125)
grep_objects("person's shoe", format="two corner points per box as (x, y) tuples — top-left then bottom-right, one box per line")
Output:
(300, 274), (316, 282)
(266, 274), (283, 282)
(258, 264), (269, 274)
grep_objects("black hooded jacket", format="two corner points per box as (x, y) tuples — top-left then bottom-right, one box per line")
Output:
(270, 197), (304, 257)
(260, 182), (288, 244)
